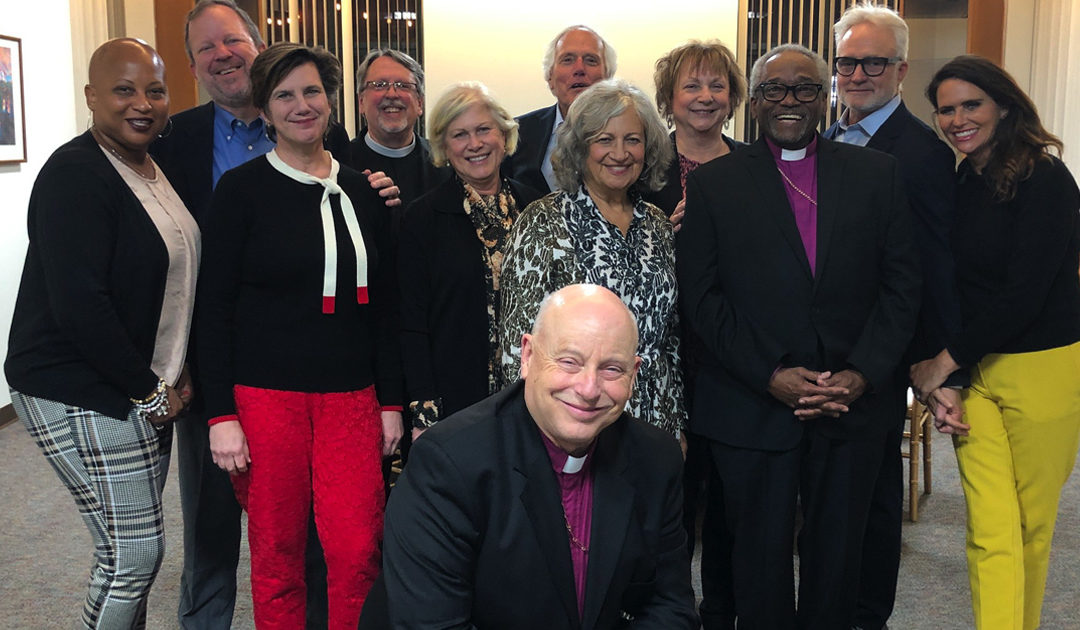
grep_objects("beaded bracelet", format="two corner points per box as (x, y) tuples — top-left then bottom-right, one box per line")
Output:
(131, 379), (170, 423)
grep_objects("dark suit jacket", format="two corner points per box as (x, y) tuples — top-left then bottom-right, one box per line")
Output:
(398, 176), (542, 423)
(676, 136), (921, 450)
(379, 381), (698, 629)
(150, 101), (352, 225)
(642, 132), (745, 217)
(825, 102), (963, 377)
(502, 104), (558, 193)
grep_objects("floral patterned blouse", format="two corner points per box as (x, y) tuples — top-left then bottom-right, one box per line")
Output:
(498, 186), (686, 437)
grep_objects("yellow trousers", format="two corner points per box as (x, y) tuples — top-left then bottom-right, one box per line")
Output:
(956, 340), (1080, 630)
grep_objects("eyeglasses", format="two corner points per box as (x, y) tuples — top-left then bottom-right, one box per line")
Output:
(363, 80), (419, 93)
(834, 56), (902, 77)
(756, 83), (823, 103)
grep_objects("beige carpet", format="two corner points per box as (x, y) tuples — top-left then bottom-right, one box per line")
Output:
(2, 419), (1078, 629)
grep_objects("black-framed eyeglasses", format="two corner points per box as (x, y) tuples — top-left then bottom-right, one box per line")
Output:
(756, 83), (823, 103)
(363, 80), (419, 93)
(834, 56), (902, 77)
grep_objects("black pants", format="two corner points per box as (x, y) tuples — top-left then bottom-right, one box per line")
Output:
(707, 428), (887, 629)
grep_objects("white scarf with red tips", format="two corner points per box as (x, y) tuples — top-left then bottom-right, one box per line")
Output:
(266, 149), (369, 314)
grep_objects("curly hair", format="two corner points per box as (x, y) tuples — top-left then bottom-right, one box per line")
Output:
(653, 40), (747, 127)
(927, 55), (1063, 201)
(551, 79), (672, 193)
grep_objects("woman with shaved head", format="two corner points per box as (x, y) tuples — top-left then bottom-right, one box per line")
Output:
(5, 38), (198, 628)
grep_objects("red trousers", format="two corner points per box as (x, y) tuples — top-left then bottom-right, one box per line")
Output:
(233, 385), (384, 630)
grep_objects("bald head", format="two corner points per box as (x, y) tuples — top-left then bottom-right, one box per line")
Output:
(521, 285), (640, 454)
(531, 284), (639, 349)
(88, 38), (165, 87)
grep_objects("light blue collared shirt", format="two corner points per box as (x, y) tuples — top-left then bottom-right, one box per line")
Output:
(212, 104), (275, 188)
(834, 94), (902, 147)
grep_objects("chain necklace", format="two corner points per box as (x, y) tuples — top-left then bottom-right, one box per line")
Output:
(91, 127), (156, 180)
(564, 510), (589, 553)
(777, 167), (817, 206)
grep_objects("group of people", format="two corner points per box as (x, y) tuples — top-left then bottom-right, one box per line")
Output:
(4, 0), (1079, 628)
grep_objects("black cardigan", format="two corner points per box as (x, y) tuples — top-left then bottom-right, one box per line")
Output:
(5, 131), (172, 418)
(397, 176), (541, 424)
(948, 155), (1080, 365)
(197, 156), (402, 421)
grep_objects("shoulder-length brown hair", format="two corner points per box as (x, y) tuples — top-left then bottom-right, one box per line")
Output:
(926, 55), (1063, 201)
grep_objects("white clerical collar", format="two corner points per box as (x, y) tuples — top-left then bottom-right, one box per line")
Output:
(780, 147), (807, 161)
(563, 454), (587, 474)
(364, 132), (416, 158)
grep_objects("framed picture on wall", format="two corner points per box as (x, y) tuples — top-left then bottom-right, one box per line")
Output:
(0, 34), (27, 165)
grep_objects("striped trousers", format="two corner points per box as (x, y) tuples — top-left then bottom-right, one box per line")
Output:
(11, 390), (169, 630)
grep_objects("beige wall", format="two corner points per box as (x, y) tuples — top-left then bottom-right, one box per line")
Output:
(905, 18), (968, 127)
(0, 0), (79, 406)
(422, 0), (741, 133)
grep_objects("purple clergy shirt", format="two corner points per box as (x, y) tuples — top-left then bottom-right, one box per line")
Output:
(540, 432), (596, 620)
(766, 136), (819, 274)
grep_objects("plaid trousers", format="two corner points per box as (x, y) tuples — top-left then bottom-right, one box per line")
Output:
(11, 390), (169, 630)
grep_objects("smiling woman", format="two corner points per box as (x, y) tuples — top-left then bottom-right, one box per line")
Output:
(499, 79), (686, 440)
(5, 38), (198, 628)
(196, 41), (402, 630)
(396, 82), (542, 436)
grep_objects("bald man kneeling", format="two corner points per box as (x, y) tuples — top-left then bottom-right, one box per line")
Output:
(363, 284), (697, 629)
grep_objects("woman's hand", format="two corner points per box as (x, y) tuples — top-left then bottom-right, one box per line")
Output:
(210, 420), (250, 474)
(175, 365), (194, 407)
(411, 426), (427, 443)
(669, 197), (686, 233)
(910, 349), (959, 402)
(382, 410), (404, 457)
(926, 387), (970, 436)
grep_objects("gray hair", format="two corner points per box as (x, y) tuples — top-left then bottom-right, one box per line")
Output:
(427, 82), (519, 167)
(550, 79), (672, 193)
(355, 48), (426, 101)
(834, 2), (909, 59)
(542, 25), (617, 82)
(184, 0), (264, 63)
(748, 43), (830, 95)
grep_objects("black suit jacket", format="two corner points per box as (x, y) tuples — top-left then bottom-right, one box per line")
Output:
(826, 102), (963, 374)
(676, 136), (921, 450)
(379, 381), (698, 629)
(397, 176), (542, 423)
(503, 104), (558, 193)
(150, 101), (352, 225)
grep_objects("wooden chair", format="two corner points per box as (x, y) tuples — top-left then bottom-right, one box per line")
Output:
(903, 396), (933, 521)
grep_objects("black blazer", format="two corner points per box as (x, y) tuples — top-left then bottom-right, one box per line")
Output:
(502, 104), (558, 193)
(377, 381), (698, 629)
(150, 101), (352, 225)
(825, 101), (962, 369)
(398, 176), (541, 424)
(676, 136), (921, 449)
(643, 132), (745, 217)
(5, 131), (170, 418)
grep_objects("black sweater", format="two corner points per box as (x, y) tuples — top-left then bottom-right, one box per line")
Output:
(948, 155), (1080, 365)
(197, 156), (402, 421)
(5, 132), (172, 418)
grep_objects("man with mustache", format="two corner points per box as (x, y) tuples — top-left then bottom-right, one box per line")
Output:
(824, 6), (964, 630)
(677, 44), (920, 628)
(149, 2), (398, 628)
(503, 25), (616, 193)
(350, 49), (451, 208)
